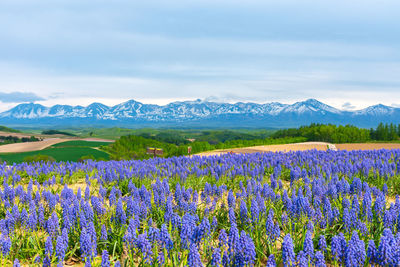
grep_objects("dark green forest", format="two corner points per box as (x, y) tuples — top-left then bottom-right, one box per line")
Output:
(0, 135), (39, 145)
(272, 123), (400, 143)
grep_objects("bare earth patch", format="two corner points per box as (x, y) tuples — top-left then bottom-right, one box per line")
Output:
(0, 138), (67, 153)
(197, 142), (330, 156)
(198, 142), (400, 156)
(0, 137), (114, 153)
(335, 143), (400, 151)
(0, 131), (35, 138)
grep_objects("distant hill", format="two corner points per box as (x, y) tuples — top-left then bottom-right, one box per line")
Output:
(0, 98), (399, 128)
(0, 125), (20, 133)
(41, 130), (76, 136)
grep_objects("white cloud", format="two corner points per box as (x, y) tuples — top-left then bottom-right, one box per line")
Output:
(341, 102), (356, 110)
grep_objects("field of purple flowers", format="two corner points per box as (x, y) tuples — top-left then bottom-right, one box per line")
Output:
(2, 149), (400, 266)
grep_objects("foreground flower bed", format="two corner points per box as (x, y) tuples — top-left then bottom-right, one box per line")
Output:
(1, 149), (400, 266)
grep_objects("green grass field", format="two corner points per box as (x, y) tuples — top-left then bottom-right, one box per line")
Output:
(50, 140), (112, 148)
(0, 140), (110, 163)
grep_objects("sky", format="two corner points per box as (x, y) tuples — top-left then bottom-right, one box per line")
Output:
(0, 0), (400, 111)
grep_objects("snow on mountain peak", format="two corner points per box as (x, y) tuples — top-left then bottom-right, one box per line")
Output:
(0, 99), (399, 127)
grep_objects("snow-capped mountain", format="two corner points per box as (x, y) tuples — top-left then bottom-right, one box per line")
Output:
(0, 98), (399, 128)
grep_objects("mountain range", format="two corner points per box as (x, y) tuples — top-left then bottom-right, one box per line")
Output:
(0, 98), (399, 128)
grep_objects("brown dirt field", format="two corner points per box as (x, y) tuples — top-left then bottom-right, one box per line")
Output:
(335, 143), (400, 151)
(197, 142), (330, 156)
(0, 138), (67, 153)
(0, 131), (34, 138)
(0, 137), (114, 153)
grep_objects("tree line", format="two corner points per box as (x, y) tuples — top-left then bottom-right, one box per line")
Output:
(0, 135), (39, 145)
(105, 123), (400, 160)
(272, 123), (400, 143)
(104, 135), (305, 160)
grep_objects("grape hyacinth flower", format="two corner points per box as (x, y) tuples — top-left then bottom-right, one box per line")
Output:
(1, 235), (11, 256)
(318, 235), (327, 253)
(297, 250), (308, 267)
(377, 228), (396, 266)
(101, 250), (110, 267)
(80, 228), (92, 260)
(160, 224), (173, 252)
(266, 254), (276, 267)
(303, 231), (314, 260)
(210, 247), (221, 267)
(219, 229), (228, 248)
(135, 233), (153, 263)
(45, 236), (53, 256)
(56, 235), (67, 262)
(187, 242), (203, 267)
(101, 224), (108, 241)
(282, 234), (295, 267)
(239, 231), (256, 266)
(367, 240), (377, 264)
(345, 231), (366, 267)
(314, 251), (326, 267)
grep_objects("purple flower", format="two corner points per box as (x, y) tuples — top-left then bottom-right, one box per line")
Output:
(101, 224), (108, 241)
(250, 198), (260, 223)
(345, 231), (365, 267)
(228, 207), (236, 225)
(266, 254), (276, 267)
(228, 224), (240, 255)
(80, 228), (92, 260)
(367, 240), (377, 264)
(314, 251), (326, 267)
(181, 214), (196, 249)
(318, 235), (327, 253)
(43, 256), (51, 267)
(218, 229), (228, 248)
(115, 199), (127, 225)
(13, 258), (20, 267)
(239, 200), (249, 224)
(303, 231), (314, 260)
(211, 216), (218, 231)
(282, 234), (295, 267)
(1, 235), (11, 256)
(85, 186), (90, 200)
(239, 231), (256, 265)
(187, 242), (203, 267)
(265, 210), (275, 242)
(135, 233), (152, 263)
(101, 250), (110, 267)
(160, 224), (173, 252)
(211, 247), (221, 267)
(297, 250), (308, 267)
(45, 236), (53, 256)
(377, 228), (397, 266)
(56, 235), (67, 262)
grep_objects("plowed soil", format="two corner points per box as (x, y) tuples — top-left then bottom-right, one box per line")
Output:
(197, 142), (330, 156)
(0, 138), (114, 153)
(335, 143), (400, 150)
